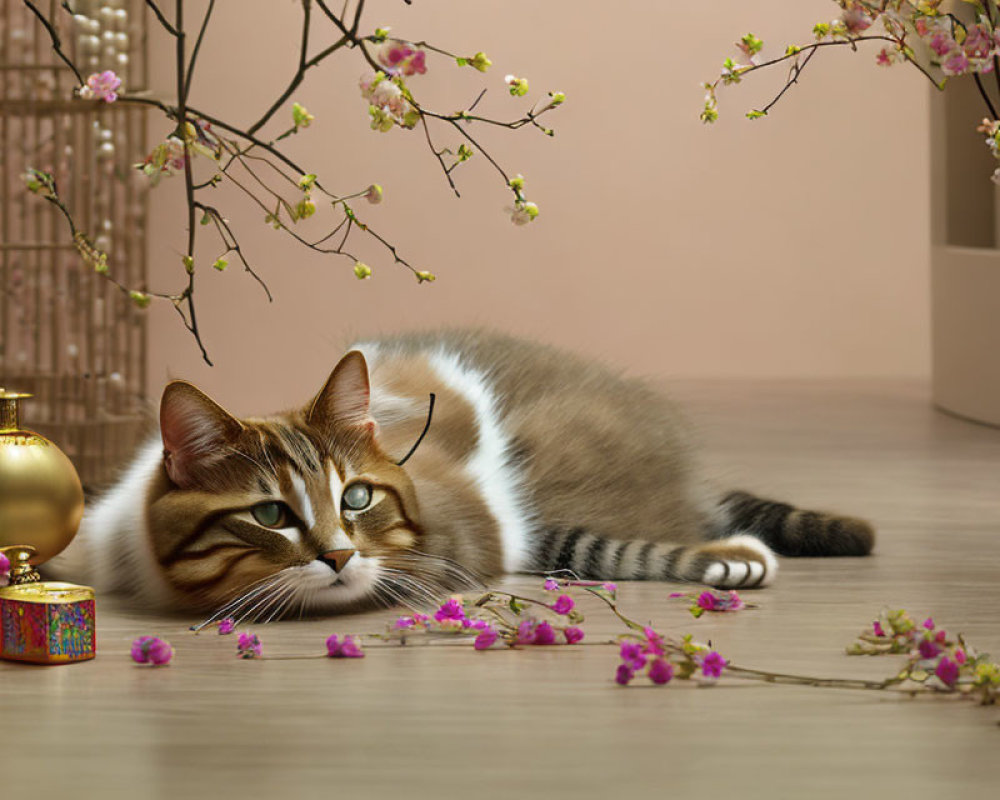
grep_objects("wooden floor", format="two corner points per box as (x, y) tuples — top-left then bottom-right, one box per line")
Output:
(2, 379), (998, 799)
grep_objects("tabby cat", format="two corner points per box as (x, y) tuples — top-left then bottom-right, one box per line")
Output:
(49, 330), (874, 621)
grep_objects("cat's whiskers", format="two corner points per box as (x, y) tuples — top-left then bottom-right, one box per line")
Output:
(192, 571), (288, 631)
(237, 571), (299, 624)
(262, 580), (300, 623)
(373, 576), (413, 610)
(377, 567), (444, 608)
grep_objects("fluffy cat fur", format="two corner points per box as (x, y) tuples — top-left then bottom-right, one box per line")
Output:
(48, 330), (875, 621)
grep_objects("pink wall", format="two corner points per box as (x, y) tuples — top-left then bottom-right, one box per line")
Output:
(146, 0), (930, 415)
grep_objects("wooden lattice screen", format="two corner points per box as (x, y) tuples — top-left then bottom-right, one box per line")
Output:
(1, 0), (149, 488)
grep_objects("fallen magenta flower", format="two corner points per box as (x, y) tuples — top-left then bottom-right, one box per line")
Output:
(648, 658), (674, 685)
(533, 621), (557, 645)
(918, 638), (942, 660)
(543, 578), (559, 591)
(434, 597), (465, 622)
(516, 619), (536, 644)
(551, 594), (575, 615)
(935, 656), (960, 687)
(563, 626), (585, 644)
(218, 618), (235, 635)
(620, 641), (647, 671)
(131, 636), (173, 666)
(327, 634), (365, 658)
(237, 632), (262, 659)
(699, 650), (728, 679)
(474, 627), (498, 650)
(615, 664), (634, 686)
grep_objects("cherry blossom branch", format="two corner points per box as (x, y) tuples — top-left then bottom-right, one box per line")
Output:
(23, 0), (564, 362)
(24, 1), (82, 82)
(144, 0), (179, 36)
(701, 1), (1000, 186)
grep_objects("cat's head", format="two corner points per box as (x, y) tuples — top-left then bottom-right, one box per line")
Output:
(147, 350), (466, 620)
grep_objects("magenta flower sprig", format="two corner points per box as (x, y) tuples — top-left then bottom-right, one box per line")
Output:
(614, 626), (730, 687)
(847, 611), (1000, 703)
(385, 592), (585, 650)
(668, 589), (752, 618)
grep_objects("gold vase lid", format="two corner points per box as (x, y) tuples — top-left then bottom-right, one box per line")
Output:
(0, 388), (32, 432)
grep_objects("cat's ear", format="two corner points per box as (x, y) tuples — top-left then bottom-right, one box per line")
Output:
(160, 381), (244, 488)
(307, 350), (374, 440)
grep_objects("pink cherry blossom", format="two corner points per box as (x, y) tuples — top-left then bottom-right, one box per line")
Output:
(963, 25), (993, 61)
(841, 7), (872, 35)
(81, 70), (121, 102)
(942, 52), (971, 77)
(929, 33), (955, 58)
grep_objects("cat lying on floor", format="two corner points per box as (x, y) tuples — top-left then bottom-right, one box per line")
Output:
(50, 330), (874, 620)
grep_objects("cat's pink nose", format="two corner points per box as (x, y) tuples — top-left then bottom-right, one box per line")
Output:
(320, 549), (356, 573)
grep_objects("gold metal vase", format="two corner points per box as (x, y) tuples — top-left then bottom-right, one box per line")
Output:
(0, 389), (85, 573)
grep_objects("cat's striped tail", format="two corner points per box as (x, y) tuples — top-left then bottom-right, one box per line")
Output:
(713, 490), (875, 557)
(530, 529), (779, 589)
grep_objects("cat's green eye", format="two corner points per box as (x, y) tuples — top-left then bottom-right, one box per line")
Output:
(342, 482), (373, 511)
(251, 502), (287, 528)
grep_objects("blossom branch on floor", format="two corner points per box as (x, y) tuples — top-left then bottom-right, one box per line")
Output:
(154, 571), (999, 713)
(701, 1), (1000, 182)
(22, 0), (565, 364)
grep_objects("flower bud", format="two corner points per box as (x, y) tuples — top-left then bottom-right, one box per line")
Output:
(129, 290), (151, 308)
(292, 102), (314, 128)
(364, 183), (383, 204)
(354, 262), (373, 279)
(469, 51), (492, 72)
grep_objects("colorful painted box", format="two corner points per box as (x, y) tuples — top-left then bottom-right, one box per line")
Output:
(0, 582), (95, 664)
